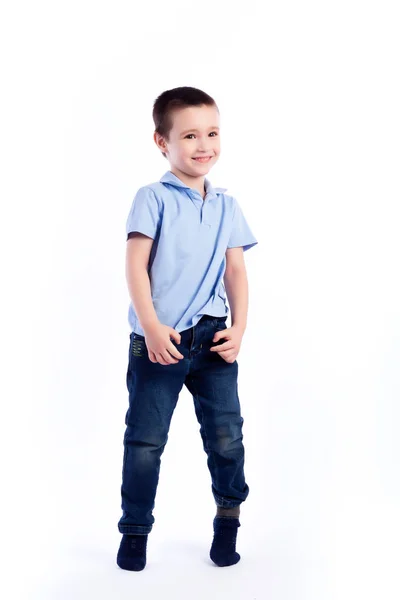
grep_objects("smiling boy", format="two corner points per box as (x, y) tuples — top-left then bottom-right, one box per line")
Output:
(117, 86), (258, 571)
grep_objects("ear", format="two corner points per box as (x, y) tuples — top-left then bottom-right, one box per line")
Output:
(153, 131), (167, 154)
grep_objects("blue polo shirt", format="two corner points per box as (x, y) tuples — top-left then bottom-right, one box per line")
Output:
(126, 170), (258, 335)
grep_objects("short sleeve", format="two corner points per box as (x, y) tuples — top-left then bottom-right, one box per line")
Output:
(126, 187), (161, 241)
(227, 198), (258, 252)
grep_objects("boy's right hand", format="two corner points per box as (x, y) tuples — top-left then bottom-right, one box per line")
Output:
(142, 323), (184, 365)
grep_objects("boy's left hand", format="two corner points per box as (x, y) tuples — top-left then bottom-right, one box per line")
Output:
(210, 325), (244, 363)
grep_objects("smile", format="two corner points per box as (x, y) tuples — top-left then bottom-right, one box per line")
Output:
(193, 157), (211, 162)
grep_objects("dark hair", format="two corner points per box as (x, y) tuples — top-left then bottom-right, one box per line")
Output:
(152, 86), (218, 159)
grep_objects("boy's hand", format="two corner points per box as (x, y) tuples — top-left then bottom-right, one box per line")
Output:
(210, 325), (244, 363)
(142, 322), (184, 365)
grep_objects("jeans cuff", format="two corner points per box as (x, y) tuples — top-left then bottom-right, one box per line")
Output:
(214, 495), (242, 509)
(118, 524), (152, 535)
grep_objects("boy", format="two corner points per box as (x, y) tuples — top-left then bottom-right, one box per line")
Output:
(117, 86), (258, 571)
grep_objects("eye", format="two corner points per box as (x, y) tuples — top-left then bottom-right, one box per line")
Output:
(184, 131), (219, 139)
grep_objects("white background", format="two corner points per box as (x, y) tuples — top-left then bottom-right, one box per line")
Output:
(1, 1), (399, 598)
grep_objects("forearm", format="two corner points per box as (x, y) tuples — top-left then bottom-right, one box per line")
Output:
(223, 268), (248, 333)
(126, 264), (159, 332)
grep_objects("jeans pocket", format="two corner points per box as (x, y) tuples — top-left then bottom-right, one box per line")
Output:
(214, 317), (228, 332)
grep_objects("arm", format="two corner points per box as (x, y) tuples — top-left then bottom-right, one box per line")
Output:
(223, 247), (248, 334)
(126, 232), (184, 364)
(125, 232), (160, 331)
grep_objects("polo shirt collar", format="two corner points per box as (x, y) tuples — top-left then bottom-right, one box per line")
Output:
(160, 170), (227, 199)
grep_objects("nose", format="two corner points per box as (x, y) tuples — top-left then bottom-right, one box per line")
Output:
(198, 136), (218, 152)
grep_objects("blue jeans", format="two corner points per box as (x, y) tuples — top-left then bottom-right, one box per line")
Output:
(118, 314), (250, 535)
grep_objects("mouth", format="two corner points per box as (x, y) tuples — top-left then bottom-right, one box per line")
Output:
(192, 156), (212, 163)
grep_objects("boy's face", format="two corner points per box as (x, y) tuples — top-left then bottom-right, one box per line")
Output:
(155, 104), (221, 178)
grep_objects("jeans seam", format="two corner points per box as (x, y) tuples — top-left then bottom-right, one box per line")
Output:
(190, 377), (218, 478)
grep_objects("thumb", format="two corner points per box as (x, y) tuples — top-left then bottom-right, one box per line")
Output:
(213, 331), (223, 342)
(169, 328), (182, 345)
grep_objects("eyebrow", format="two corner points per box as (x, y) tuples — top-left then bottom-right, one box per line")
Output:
(180, 126), (220, 135)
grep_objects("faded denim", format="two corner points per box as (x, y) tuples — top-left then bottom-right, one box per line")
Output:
(118, 314), (250, 535)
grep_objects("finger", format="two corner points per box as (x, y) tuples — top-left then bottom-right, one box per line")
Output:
(212, 334), (227, 343)
(220, 351), (237, 363)
(168, 343), (184, 359)
(169, 331), (181, 345)
(213, 349), (236, 360)
(213, 327), (230, 338)
(148, 351), (157, 363)
(155, 353), (169, 365)
(160, 350), (179, 364)
(210, 342), (235, 352)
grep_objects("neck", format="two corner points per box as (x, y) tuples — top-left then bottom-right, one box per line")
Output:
(170, 168), (206, 198)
